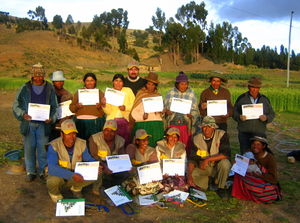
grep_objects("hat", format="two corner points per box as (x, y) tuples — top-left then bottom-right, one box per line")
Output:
(135, 129), (151, 140)
(145, 72), (159, 84)
(200, 116), (219, 129)
(175, 72), (188, 83)
(248, 77), (262, 88)
(61, 119), (78, 134)
(166, 127), (180, 136)
(103, 120), (117, 131)
(50, 71), (66, 81)
(127, 61), (139, 70)
(208, 71), (227, 83)
(32, 63), (45, 77)
(250, 136), (268, 145)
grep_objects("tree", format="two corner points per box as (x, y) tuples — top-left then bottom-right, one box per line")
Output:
(151, 8), (166, 47)
(27, 6), (48, 29)
(66, 14), (74, 25)
(52, 15), (63, 29)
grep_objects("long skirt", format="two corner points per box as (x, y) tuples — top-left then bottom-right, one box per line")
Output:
(74, 116), (105, 140)
(232, 173), (281, 204)
(115, 118), (131, 146)
(133, 121), (164, 147)
(169, 124), (192, 155)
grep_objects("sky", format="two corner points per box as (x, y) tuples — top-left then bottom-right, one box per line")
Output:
(1, 0), (300, 53)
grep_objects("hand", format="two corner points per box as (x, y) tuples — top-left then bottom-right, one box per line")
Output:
(23, 114), (32, 121)
(164, 109), (172, 116)
(259, 115), (267, 122)
(76, 103), (83, 109)
(143, 113), (148, 120)
(96, 103), (102, 109)
(200, 159), (209, 170)
(72, 173), (84, 182)
(100, 97), (106, 106)
(187, 175), (196, 187)
(119, 105), (125, 111)
(240, 115), (247, 121)
(45, 118), (52, 124)
(103, 166), (113, 175)
(201, 102), (207, 110)
(98, 165), (103, 175)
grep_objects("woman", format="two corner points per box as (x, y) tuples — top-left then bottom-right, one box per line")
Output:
(232, 136), (281, 203)
(69, 73), (105, 140)
(164, 72), (200, 155)
(102, 74), (135, 145)
(130, 72), (164, 147)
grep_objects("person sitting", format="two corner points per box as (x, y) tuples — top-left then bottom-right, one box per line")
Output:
(47, 119), (98, 202)
(188, 116), (231, 198)
(232, 136), (281, 203)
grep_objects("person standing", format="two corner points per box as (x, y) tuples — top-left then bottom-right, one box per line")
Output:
(199, 73), (233, 131)
(233, 77), (275, 154)
(123, 61), (147, 95)
(13, 63), (58, 182)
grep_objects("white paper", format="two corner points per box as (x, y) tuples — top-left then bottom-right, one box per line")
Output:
(56, 199), (85, 216)
(74, 161), (99, 180)
(242, 103), (263, 120)
(142, 96), (164, 113)
(231, 154), (249, 177)
(78, 89), (99, 105)
(57, 100), (74, 119)
(189, 188), (207, 201)
(207, 100), (227, 116)
(164, 190), (189, 202)
(104, 185), (132, 206)
(104, 88), (125, 106)
(136, 194), (158, 206)
(170, 97), (192, 114)
(106, 154), (132, 173)
(137, 162), (163, 185)
(162, 159), (185, 176)
(28, 103), (50, 121)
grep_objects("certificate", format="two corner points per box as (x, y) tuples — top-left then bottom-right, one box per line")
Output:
(242, 103), (263, 120)
(57, 100), (74, 119)
(231, 154), (249, 177)
(104, 185), (132, 206)
(106, 154), (132, 173)
(104, 88), (125, 106)
(189, 188), (207, 201)
(207, 100), (227, 116)
(164, 190), (189, 203)
(162, 159), (185, 176)
(142, 96), (164, 113)
(136, 194), (158, 206)
(74, 161), (99, 180)
(137, 162), (163, 185)
(78, 89), (99, 105)
(56, 198), (85, 216)
(28, 103), (50, 121)
(170, 97), (192, 114)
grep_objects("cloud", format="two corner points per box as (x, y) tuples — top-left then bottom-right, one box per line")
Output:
(212, 0), (300, 22)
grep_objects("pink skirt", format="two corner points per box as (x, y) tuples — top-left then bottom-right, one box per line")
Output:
(115, 118), (131, 146)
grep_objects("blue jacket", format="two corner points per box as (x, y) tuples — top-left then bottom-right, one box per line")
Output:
(12, 80), (58, 136)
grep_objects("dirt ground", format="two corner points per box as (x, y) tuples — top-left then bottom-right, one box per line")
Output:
(0, 90), (299, 223)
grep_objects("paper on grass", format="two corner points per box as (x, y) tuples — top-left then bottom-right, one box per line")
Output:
(189, 188), (207, 201)
(56, 198), (85, 216)
(104, 185), (132, 206)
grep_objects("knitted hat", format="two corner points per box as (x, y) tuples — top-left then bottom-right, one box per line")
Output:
(61, 119), (78, 134)
(175, 72), (188, 83)
(103, 120), (117, 131)
(50, 70), (66, 81)
(32, 63), (45, 77)
(200, 116), (219, 129)
(145, 72), (159, 84)
(248, 77), (262, 88)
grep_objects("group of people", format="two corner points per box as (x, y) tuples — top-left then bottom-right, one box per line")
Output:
(13, 61), (281, 204)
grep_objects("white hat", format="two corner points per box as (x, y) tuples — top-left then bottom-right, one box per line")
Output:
(50, 71), (66, 81)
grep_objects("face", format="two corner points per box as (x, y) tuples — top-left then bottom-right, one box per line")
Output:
(61, 132), (77, 148)
(177, 82), (188, 93)
(103, 128), (116, 142)
(52, 81), (64, 90)
(128, 67), (139, 79)
(202, 126), (215, 139)
(248, 86), (260, 99)
(166, 134), (179, 147)
(136, 137), (149, 149)
(32, 76), (44, 86)
(113, 78), (124, 90)
(211, 77), (221, 90)
(84, 76), (96, 89)
(145, 81), (156, 92)
(251, 140), (266, 154)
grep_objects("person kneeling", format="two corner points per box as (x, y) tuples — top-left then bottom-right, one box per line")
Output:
(47, 119), (99, 202)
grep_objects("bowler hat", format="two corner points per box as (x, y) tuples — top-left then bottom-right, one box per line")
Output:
(248, 77), (262, 88)
(145, 72), (159, 84)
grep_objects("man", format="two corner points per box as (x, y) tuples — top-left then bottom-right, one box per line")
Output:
(50, 70), (73, 103)
(199, 72), (233, 131)
(13, 63), (58, 182)
(188, 116), (231, 198)
(233, 77), (275, 154)
(123, 61), (147, 95)
(88, 120), (126, 194)
(47, 119), (98, 202)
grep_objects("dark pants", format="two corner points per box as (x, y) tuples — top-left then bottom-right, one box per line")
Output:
(238, 131), (266, 154)
(217, 123), (228, 132)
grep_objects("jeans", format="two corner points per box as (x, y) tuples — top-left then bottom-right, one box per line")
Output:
(238, 132), (266, 154)
(23, 122), (48, 175)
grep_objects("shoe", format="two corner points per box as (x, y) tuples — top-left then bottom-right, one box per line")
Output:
(25, 174), (36, 182)
(39, 174), (46, 184)
(216, 188), (228, 199)
(49, 193), (63, 203)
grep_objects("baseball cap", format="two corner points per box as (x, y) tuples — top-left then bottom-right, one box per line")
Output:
(135, 129), (151, 140)
(166, 127), (180, 136)
(103, 120), (117, 131)
(61, 119), (78, 134)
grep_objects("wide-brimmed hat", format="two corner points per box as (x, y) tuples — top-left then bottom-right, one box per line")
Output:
(103, 120), (117, 131)
(200, 116), (219, 129)
(208, 71), (227, 83)
(127, 61), (140, 70)
(31, 63), (45, 77)
(248, 77), (262, 88)
(250, 136), (268, 145)
(166, 127), (180, 136)
(175, 72), (188, 83)
(145, 72), (159, 84)
(61, 119), (78, 134)
(50, 70), (66, 81)
(135, 129), (151, 140)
